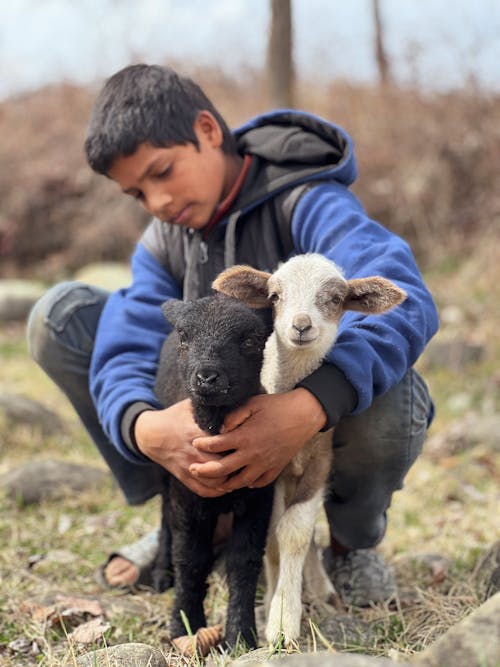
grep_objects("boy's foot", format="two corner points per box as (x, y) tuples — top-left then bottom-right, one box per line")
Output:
(96, 529), (160, 589)
(323, 547), (397, 607)
(104, 556), (141, 587)
(96, 513), (233, 590)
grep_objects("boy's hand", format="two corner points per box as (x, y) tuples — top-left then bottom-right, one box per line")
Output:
(190, 389), (328, 491)
(134, 399), (227, 498)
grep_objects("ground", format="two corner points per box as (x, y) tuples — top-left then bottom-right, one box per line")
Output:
(0, 74), (499, 665)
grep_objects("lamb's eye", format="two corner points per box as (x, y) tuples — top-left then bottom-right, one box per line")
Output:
(240, 337), (256, 351)
(178, 330), (188, 349)
(269, 292), (279, 304)
(332, 295), (342, 305)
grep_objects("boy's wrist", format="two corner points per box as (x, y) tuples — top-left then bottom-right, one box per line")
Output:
(121, 401), (156, 460)
(290, 387), (328, 432)
(296, 363), (358, 430)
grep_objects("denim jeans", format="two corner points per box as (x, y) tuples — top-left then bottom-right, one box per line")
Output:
(27, 281), (432, 548)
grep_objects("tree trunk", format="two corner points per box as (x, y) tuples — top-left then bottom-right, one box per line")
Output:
(267, 0), (294, 107)
(372, 0), (391, 86)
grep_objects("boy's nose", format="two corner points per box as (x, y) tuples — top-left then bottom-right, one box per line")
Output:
(146, 188), (173, 220)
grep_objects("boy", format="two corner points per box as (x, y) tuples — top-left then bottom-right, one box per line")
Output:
(28, 64), (438, 605)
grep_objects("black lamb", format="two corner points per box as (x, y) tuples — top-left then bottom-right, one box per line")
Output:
(153, 293), (274, 649)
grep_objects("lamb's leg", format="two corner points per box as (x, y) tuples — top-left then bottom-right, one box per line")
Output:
(168, 483), (216, 638)
(264, 479), (286, 614)
(302, 541), (337, 604)
(224, 485), (274, 649)
(265, 489), (324, 647)
(152, 478), (174, 592)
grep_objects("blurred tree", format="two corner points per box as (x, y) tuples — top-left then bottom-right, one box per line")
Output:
(372, 0), (392, 85)
(267, 0), (294, 107)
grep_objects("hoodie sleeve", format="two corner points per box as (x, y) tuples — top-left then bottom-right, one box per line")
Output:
(89, 243), (181, 463)
(291, 182), (439, 427)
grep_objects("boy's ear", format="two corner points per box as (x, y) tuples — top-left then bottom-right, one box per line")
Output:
(344, 277), (407, 314)
(161, 299), (186, 326)
(212, 266), (271, 308)
(195, 110), (223, 148)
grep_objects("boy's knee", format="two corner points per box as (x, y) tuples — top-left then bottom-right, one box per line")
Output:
(327, 504), (387, 550)
(27, 282), (77, 365)
(27, 281), (105, 370)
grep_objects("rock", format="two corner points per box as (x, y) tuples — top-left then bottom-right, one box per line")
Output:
(72, 642), (167, 667)
(0, 392), (66, 437)
(393, 552), (452, 582)
(0, 279), (46, 322)
(412, 592), (500, 667)
(473, 540), (500, 600)
(425, 413), (500, 460)
(308, 614), (375, 651)
(422, 337), (486, 371)
(230, 650), (396, 667)
(73, 263), (131, 291)
(0, 459), (110, 504)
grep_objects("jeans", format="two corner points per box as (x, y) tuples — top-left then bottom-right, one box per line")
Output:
(27, 281), (433, 548)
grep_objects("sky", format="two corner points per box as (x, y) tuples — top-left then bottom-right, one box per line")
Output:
(1, 0), (499, 100)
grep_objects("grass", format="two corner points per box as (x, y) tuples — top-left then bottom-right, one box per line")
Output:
(0, 240), (499, 666)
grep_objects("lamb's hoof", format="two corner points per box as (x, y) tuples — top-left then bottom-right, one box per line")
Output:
(266, 628), (299, 650)
(329, 590), (345, 610)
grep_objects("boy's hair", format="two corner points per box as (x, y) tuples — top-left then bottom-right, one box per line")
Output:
(84, 64), (236, 174)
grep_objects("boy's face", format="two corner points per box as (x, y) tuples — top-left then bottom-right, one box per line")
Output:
(107, 112), (232, 230)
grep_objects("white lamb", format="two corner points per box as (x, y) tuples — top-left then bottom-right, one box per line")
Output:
(213, 253), (406, 646)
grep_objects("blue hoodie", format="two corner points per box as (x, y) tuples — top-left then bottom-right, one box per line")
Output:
(90, 110), (439, 463)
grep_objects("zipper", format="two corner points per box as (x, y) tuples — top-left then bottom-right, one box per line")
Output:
(199, 239), (208, 264)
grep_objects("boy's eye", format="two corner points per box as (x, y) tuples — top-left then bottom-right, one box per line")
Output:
(156, 165), (171, 179)
(128, 190), (143, 201)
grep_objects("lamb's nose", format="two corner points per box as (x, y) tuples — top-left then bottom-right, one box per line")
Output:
(292, 314), (312, 334)
(196, 369), (219, 385)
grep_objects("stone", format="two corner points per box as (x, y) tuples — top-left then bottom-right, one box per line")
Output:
(230, 649), (396, 667)
(412, 592), (500, 667)
(0, 392), (66, 437)
(72, 642), (167, 667)
(422, 336), (486, 371)
(425, 413), (500, 460)
(473, 540), (500, 600)
(0, 459), (110, 504)
(73, 262), (132, 291)
(307, 614), (375, 651)
(0, 279), (46, 322)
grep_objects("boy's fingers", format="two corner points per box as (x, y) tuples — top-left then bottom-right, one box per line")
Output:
(223, 405), (253, 433)
(192, 434), (234, 453)
(190, 449), (249, 479)
(184, 477), (228, 498)
(248, 469), (279, 489)
(190, 459), (230, 478)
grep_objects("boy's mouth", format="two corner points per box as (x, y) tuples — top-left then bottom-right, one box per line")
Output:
(170, 205), (192, 225)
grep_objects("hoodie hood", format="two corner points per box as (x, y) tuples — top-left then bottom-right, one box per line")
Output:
(233, 110), (357, 205)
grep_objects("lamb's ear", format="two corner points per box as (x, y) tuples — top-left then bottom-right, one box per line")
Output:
(344, 277), (407, 314)
(212, 265), (271, 308)
(161, 298), (187, 326)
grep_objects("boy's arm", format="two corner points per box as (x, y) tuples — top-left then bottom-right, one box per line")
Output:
(191, 182), (439, 490)
(89, 242), (179, 462)
(292, 181), (439, 426)
(89, 240), (250, 496)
